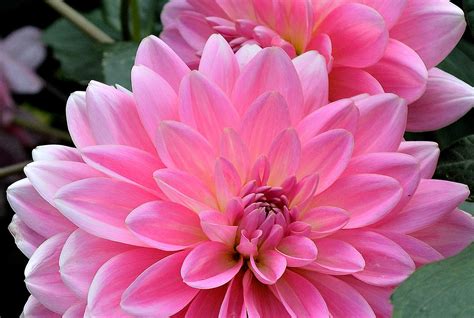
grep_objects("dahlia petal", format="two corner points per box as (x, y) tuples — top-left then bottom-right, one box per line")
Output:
(240, 92), (291, 160)
(272, 270), (329, 317)
(25, 233), (77, 314)
(161, 28), (200, 68)
(216, 0), (256, 20)
(7, 179), (75, 238)
(234, 44), (262, 69)
(62, 302), (86, 318)
(297, 99), (359, 143)
(54, 177), (156, 246)
(8, 215), (45, 258)
(85, 82), (155, 153)
(178, 71), (239, 147)
(398, 141), (440, 179)
(23, 160), (102, 205)
(186, 0), (228, 19)
(120, 250), (196, 316)
(154, 168), (218, 212)
(87, 248), (167, 317)
(65, 92), (95, 149)
(81, 145), (163, 193)
(126, 201), (205, 250)
(0, 53), (43, 94)
(313, 174), (402, 228)
(305, 238), (365, 275)
(200, 210), (238, 246)
(390, 0), (466, 69)
(220, 128), (251, 183)
(232, 47), (304, 122)
(23, 296), (60, 318)
(353, 94), (407, 155)
(186, 287), (227, 317)
(243, 270), (291, 318)
(177, 11), (214, 51)
(249, 249), (287, 284)
(318, 3), (388, 68)
(292, 50), (328, 114)
(412, 209), (474, 257)
(366, 39), (428, 103)
(336, 231), (415, 286)
(32, 145), (82, 162)
(378, 179), (469, 233)
(299, 206), (350, 239)
(407, 68), (474, 132)
(305, 33), (333, 69)
(276, 235), (318, 267)
(359, 0), (407, 29)
(289, 174), (319, 208)
(301, 272), (376, 318)
(219, 272), (246, 318)
(59, 230), (132, 299)
(298, 129), (354, 193)
(215, 158), (242, 210)
(199, 34), (240, 96)
(156, 121), (216, 182)
(182, 241), (243, 288)
(267, 129), (301, 186)
(2, 26), (46, 68)
(131, 65), (179, 142)
(379, 231), (443, 265)
(135, 35), (190, 91)
(329, 66), (384, 102)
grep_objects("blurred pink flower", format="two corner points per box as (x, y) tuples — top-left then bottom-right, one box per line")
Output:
(8, 35), (474, 317)
(161, 0), (474, 131)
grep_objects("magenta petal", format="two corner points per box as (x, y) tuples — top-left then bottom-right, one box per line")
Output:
(329, 67), (384, 101)
(300, 206), (350, 239)
(182, 241), (243, 289)
(186, 287), (227, 317)
(62, 302), (86, 318)
(219, 272), (246, 318)
(23, 296), (60, 318)
(200, 210), (238, 246)
(249, 249), (287, 284)
(214, 158), (242, 210)
(276, 236), (318, 267)
(267, 129), (301, 186)
(398, 141), (440, 179)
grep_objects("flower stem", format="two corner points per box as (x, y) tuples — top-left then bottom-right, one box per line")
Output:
(44, 0), (114, 44)
(13, 118), (72, 143)
(130, 0), (142, 42)
(0, 161), (31, 179)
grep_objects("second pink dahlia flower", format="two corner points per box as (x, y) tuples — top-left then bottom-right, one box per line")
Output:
(9, 35), (474, 317)
(161, 0), (474, 132)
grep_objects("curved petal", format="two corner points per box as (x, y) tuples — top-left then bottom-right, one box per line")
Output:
(276, 235), (318, 267)
(3, 26), (46, 68)
(249, 249), (287, 285)
(214, 158), (242, 210)
(9, 215), (45, 258)
(186, 287), (227, 317)
(358, 0), (407, 29)
(329, 67), (384, 101)
(299, 206), (350, 239)
(398, 141), (440, 179)
(267, 129), (301, 186)
(32, 145), (82, 162)
(22, 296), (60, 318)
(66, 92), (95, 149)
(219, 272), (246, 318)
(219, 128), (251, 183)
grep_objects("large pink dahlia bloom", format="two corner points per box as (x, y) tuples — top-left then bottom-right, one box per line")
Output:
(161, 0), (474, 132)
(8, 35), (474, 317)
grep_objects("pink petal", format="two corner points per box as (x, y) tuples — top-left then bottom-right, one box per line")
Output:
(413, 209), (474, 257)
(390, 0), (466, 69)
(66, 92), (95, 149)
(62, 302), (86, 318)
(276, 235), (318, 267)
(32, 145), (82, 162)
(292, 50), (328, 114)
(182, 241), (242, 288)
(359, 0), (407, 29)
(366, 39), (428, 103)
(186, 287), (227, 317)
(272, 270), (329, 317)
(299, 206), (350, 239)
(54, 177), (156, 246)
(298, 129), (354, 193)
(301, 272), (376, 318)
(177, 11), (214, 51)
(23, 296), (60, 318)
(25, 233), (78, 314)
(178, 71), (240, 147)
(154, 168), (218, 212)
(336, 230), (415, 286)
(7, 179), (75, 238)
(243, 270), (291, 318)
(312, 174), (402, 228)
(267, 129), (301, 186)
(59, 230), (133, 299)
(131, 65), (178, 142)
(0, 52), (43, 93)
(199, 34), (239, 96)
(8, 215), (45, 258)
(219, 128), (251, 183)
(121, 250), (197, 316)
(239, 92), (290, 161)
(219, 272), (246, 318)
(232, 47), (304, 122)
(214, 158), (242, 210)
(353, 94), (407, 155)
(234, 44), (262, 69)
(378, 179), (469, 233)
(2, 26), (46, 68)
(318, 3), (388, 68)
(87, 248), (167, 317)
(398, 141), (440, 179)
(156, 121), (215, 182)
(407, 68), (474, 132)
(24, 160), (102, 205)
(135, 35), (190, 91)
(249, 249), (287, 285)
(305, 238), (365, 275)
(126, 200), (205, 250)
(329, 67), (384, 101)
(81, 145), (162, 194)
(200, 210), (238, 246)
(161, 28), (199, 68)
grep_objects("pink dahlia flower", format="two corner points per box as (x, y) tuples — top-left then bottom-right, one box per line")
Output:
(161, 0), (474, 131)
(8, 35), (474, 317)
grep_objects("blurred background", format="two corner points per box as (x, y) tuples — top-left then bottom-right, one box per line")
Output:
(0, 0), (472, 316)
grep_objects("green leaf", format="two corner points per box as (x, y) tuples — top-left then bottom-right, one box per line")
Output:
(43, 10), (119, 84)
(392, 243), (474, 317)
(435, 135), (474, 201)
(102, 42), (139, 89)
(438, 39), (474, 86)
